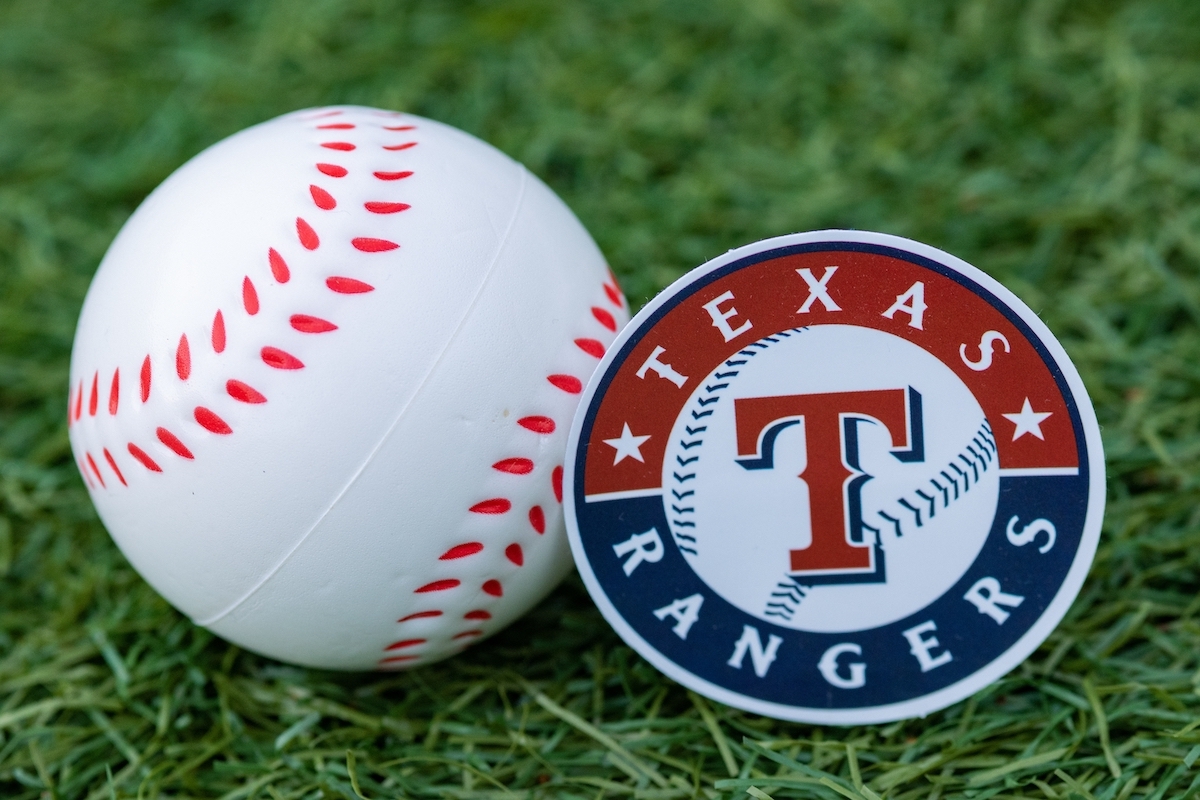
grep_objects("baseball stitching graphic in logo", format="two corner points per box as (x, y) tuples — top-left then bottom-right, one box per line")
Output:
(564, 230), (1105, 725)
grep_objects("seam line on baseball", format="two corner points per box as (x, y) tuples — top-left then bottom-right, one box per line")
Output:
(194, 165), (530, 628)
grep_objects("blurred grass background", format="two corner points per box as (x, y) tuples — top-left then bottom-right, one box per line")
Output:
(3, 0), (1200, 797)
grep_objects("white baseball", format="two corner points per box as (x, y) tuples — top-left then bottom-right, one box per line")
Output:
(67, 106), (628, 670)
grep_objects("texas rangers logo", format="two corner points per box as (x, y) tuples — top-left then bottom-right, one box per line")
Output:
(565, 231), (1104, 724)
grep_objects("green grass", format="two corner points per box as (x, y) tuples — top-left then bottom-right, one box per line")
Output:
(3, 0), (1200, 797)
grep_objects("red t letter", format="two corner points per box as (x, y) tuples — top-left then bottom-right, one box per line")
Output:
(733, 388), (923, 584)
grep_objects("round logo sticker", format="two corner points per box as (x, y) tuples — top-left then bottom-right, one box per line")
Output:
(565, 231), (1104, 724)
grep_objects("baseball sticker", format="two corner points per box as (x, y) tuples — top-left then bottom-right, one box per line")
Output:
(564, 230), (1104, 724)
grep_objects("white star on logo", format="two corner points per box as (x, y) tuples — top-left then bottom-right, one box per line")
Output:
(1002, 398), (1053, 441)
(603, 423), (651, 465)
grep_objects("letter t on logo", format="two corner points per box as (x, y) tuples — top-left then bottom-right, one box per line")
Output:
(733, 387), (924, 584)
(636, 346), (689, 388)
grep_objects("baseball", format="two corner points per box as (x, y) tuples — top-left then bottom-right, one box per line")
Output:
(67, 106), (628, 670)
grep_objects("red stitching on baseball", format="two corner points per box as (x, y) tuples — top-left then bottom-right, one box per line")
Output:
(321, 142), (356, 151)
(296, 217), (320, 250)
(364, 202), (410, 214)
(316, 163), (348, 178)
(195, 407), (232, 435)
(261, 347), (304, 370)
(482, 580), (503, 597)
(78, 459), (94, 489)
(505, 544), (523, 566)
(383, 142), (417, 151)
(317, 123), (355, 130)
(351, 237), (399, 252)
(109, 369), (120, 415)
(67, 386), (74, 426)
(242, 277), (259, 315)
(399, 610), (442, 622)
(212, 311), (226, 352)
(326, 276), (375, 294)
(309, 110), (342, 119)
(547, 374), (582, 394)
(89, 372), (98, 416)
(492, 457), (533, 474)
(469, 498), (511, 514)
(268, 248), (291, 283)
(384, 638), (425, 650)
(415, 579), (460, 593)
(591, 307), (617, 332)
(383, 125), (416, 131)
(552, 466), (563, 503)
(374, 170), (413, 181)
(226, 379), (266, 404)
(528, 506), (545, 534)
(103, 448), (127, 487)
(439, 542), (484, 560)
(73, 380), (82, 421)
(86, 453), (106, 488)
(575, 338), (605, 358)
(310, 185), (337, 210)
(380, 654), (419, 664)
(140, 356), (151, 402)
(604, 282), (623, 307)
(453, 630), (483, 639)
(518, 416), (555, 434)
(157, 427), (193, 459)
(464, 610), (491, 620)
(128, 443), (162, 472)
(384, 652), (427, 666)
(176, 335), (191, 380)
(290, 314), (338, 333)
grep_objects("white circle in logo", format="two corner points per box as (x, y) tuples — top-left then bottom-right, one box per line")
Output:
(662, 324), (999, 633)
